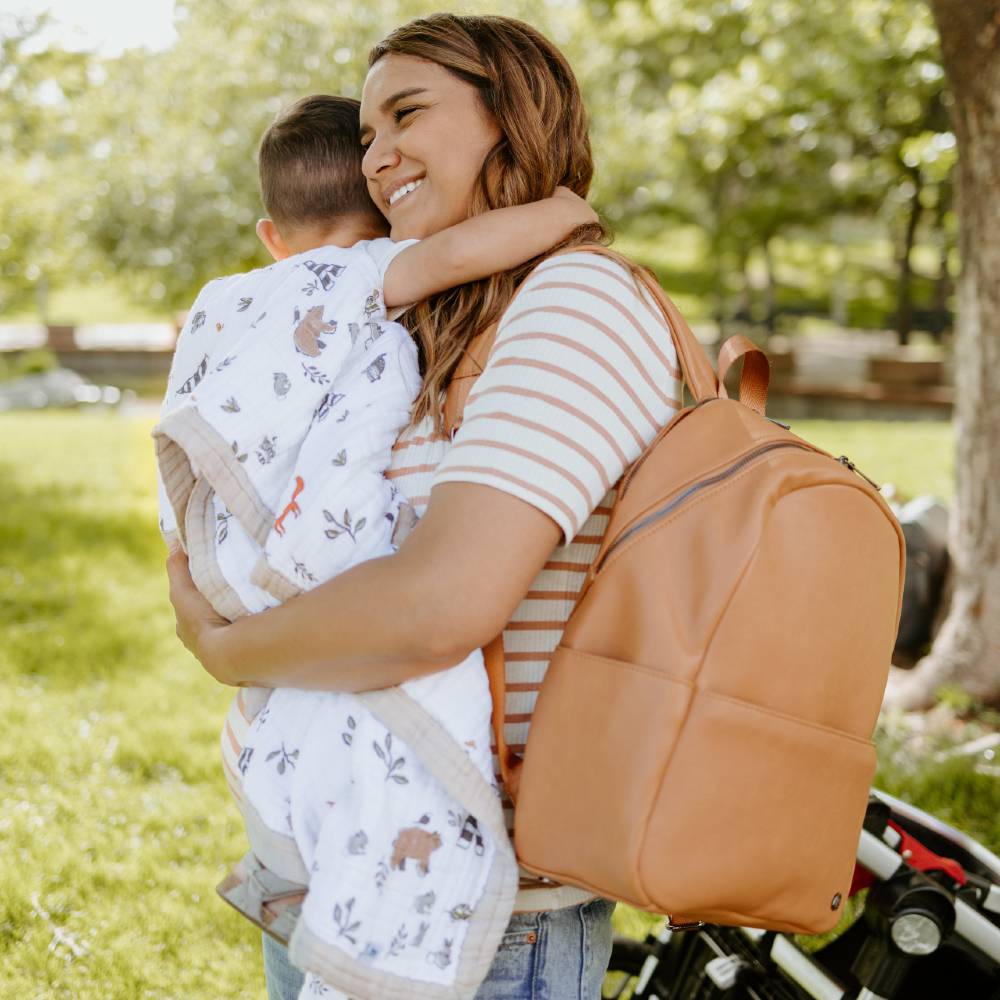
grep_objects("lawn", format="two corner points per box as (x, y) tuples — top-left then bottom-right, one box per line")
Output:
(0, 410), (981, 996)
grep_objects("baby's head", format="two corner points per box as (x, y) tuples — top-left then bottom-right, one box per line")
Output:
(256, 94), (388, 259)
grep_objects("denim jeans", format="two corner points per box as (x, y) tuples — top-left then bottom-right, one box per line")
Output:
(262, 897), (616, 999)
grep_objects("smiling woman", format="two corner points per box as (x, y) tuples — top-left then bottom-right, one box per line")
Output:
(359, 62), (501, 239)
(167, 13), (681, 1000)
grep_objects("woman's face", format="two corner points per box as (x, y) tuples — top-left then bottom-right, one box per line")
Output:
(360, 54), (501, 240)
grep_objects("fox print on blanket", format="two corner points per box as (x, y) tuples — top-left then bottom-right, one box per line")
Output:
(274, 475), (305, 536)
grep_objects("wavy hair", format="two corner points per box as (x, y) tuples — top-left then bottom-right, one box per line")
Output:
(368, 13), (610, 429)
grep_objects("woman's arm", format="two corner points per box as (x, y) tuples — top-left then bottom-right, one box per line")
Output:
(381, 187), (596, 307)
(168, 481), (562, 691)
(169, 250), (680, 692)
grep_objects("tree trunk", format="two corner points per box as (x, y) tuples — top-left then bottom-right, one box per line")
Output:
(931, 180), (953, 343)
(762, 237), (777, 334)
(885, 0), (1000, 709)
(895, 169), (924, 346)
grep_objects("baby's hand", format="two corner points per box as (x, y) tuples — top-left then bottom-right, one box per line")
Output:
(552, 185), (599, 226)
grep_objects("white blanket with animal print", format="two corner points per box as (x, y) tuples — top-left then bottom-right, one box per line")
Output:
(152, 243), (519, 999)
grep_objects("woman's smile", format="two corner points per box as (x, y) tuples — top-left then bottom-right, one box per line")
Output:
(385, 176), (425, 209)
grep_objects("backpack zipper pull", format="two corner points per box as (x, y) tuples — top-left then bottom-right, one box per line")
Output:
(837, 455), (881, 491)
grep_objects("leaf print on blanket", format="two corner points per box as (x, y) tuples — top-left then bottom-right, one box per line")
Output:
(265, 743), (299, 775)
(301, 362), (330, 386)
(332, 449), (347, 467)
(323, 508), (366, 543)
(414, 891), (435, 914)
(216, 510), (231, 543)
(374, 859), (389, 893)
(388, 924), (408, 957)
(237, 746), (254, 775)
(342, 715), (356, 746)
(372, 732), (407, 784)
(175, 354), (208, 396)
(231, 440), (248, 463)
(236, 296), (253, 312)
(214, 354), (236, 373)
(188, 310), (206, 334)
(221, 397), (240, 413)
(347, 830), (367, 855)
(293, 559), (317, 584)
(412, 921), (430, 948)
(333, 897), (361, 945)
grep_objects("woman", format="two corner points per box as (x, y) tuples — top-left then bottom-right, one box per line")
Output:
(168, 13), (681, 999)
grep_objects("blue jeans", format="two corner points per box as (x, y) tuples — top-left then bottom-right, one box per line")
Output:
(262, 897), (616, 999)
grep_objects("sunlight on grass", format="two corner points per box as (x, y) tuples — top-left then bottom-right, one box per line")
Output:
(0, 412), (959, 995)
(0, 413), (266, 998)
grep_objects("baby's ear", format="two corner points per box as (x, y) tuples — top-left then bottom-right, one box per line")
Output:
(257, 218), (290, 261)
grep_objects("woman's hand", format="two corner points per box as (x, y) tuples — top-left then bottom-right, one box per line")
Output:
(552, 185), (599, 227)
(165, 544), (234, 684)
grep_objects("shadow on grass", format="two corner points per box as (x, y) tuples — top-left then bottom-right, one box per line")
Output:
(0, 461), (172, 686)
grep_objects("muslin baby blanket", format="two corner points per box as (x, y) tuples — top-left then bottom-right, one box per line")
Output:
(153, 241), (518, 999)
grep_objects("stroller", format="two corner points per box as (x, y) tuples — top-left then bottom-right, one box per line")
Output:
(603, 789), (1000, 999)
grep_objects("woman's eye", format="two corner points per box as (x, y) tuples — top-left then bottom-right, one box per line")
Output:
(393, 106), (420, 124)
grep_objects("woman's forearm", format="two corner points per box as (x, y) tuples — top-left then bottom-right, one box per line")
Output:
(173, 482), (561, 694)
(204, 549), (468, 692)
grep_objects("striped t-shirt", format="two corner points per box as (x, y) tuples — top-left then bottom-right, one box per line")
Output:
(387, 250), (681, 909)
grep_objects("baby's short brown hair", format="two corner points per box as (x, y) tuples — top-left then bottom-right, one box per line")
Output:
(258, 95), (384, 232)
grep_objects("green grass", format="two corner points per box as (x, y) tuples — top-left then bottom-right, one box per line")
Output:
(791, 419), (954, 501)
(0, 412), (967, 993)
(0, 412), (265, 998)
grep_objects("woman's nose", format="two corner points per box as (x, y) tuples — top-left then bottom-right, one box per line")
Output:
(362, 135), (400, 181)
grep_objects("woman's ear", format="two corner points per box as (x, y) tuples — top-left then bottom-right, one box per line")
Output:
(256, 218), (291, 261)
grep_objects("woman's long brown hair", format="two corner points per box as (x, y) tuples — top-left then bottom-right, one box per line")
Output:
(368, 13), (611, 430)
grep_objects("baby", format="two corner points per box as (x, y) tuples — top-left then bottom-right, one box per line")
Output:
(154, 95), (596, 999)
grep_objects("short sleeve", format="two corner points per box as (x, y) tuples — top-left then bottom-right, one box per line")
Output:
(360, 237), (420, 284)
(432, 251), (682, 542)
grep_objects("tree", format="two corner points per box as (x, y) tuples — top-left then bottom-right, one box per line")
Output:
(78, 0), (558, 311)
(0, 13), (92, 316)
(579, 0), (952, 335)
(884, 0), (1000, 708)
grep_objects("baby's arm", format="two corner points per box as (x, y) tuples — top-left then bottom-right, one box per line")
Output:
(383, 186), (598, 307)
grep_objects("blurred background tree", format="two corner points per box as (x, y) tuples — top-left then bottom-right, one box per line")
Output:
(0, 12), (92, 317)
(0, 0), (957, 338)
(885, 0), (1000, 709)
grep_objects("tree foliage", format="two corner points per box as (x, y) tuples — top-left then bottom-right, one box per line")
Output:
(0, 0), (957, 328)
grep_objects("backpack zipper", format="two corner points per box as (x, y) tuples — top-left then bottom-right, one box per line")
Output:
(596, 441), (814, 571)
(836, 454), (882, 491)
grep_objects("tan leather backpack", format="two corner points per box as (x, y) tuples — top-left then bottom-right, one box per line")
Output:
(446, 245), (905, 935)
